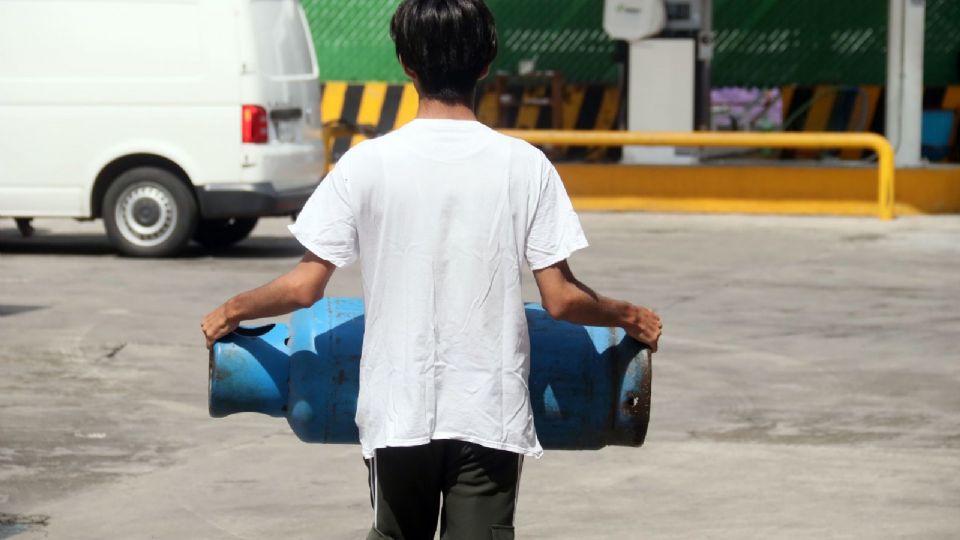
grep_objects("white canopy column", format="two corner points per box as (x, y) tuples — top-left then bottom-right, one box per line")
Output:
(885, 0), (926, 166)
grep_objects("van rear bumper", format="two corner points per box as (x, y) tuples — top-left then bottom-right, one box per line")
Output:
(196, 182), (318, 219)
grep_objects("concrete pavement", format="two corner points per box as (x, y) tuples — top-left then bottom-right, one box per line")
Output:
(1, 213), (958, 539)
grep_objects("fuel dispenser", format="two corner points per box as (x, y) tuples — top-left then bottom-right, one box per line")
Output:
(604, 0), (710, 164)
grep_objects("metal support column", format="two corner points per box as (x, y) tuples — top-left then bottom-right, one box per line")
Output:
(696, 0), (714, 131)
(886, 0), (926, 166)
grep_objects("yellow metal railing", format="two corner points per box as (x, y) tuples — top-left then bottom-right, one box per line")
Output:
(500, 130), (896, 220)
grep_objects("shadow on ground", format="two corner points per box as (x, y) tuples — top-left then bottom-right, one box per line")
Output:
(0, 229), (304, 259)
(0, 513), (49, 539)
(0, 305), (46, 317)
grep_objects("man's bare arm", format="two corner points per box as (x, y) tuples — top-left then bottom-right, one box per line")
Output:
(200, 252), (335, 348)
(532, 260), (661, 352)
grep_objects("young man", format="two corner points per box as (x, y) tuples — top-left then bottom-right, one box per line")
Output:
(201, 1), (662, 538)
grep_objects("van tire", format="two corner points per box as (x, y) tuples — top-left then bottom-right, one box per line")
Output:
(193, 217), (259, 250)
(102, 167), (198, 257)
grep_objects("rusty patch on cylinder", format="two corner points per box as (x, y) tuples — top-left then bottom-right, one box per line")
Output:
(211, 351), (231, 382)
(623, 391), (648, 417)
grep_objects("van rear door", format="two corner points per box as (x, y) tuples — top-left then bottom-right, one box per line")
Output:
(242, 0), (323, 190)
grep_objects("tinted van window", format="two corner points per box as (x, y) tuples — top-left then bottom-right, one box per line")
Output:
(252, 0), (314, 77)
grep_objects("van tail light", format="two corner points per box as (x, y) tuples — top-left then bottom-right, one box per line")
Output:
(242, 105), (269, 143)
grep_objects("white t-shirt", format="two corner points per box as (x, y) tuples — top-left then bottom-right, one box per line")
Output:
(289, 119), (588, 459)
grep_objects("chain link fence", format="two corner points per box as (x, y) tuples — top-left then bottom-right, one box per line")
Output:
(714, 0), (959, 86)
(302, 0), (617, 83)
(302, 0), (960, 86)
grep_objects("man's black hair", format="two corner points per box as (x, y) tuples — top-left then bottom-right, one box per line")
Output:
(390, 0), (498, 105)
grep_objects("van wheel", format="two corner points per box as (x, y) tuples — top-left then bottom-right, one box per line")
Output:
(193, 218), (258, 249)
(102, 167), (198, 257)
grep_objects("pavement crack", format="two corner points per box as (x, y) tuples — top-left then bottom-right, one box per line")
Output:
(176, 501), (252, 539)
(0, 512), (50, 526)
(104, 343), (127, 359)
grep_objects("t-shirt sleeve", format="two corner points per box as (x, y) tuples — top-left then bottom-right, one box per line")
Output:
(287, 166), (359, 267)
(525, 157), (589, 270)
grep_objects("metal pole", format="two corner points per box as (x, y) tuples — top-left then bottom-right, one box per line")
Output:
(885, 0), (904, 154)
(899, 0), (925, 165)
(697, 0), (714, 131)
(886, 0), (925, 166)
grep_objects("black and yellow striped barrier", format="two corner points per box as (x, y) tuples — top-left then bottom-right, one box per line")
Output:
(320, 81), (623, 164)
(319, 81), (960, 167)
(320, 82), (420, 164)
(781, 84), (960, 160)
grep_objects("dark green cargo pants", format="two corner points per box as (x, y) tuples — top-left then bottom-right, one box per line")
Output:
(364, 439), (523, 540)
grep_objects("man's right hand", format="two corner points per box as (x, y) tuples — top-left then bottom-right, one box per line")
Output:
(199, 252), (337, 351)
(622, 305), (662, 353)
(201, 303), (239, 350)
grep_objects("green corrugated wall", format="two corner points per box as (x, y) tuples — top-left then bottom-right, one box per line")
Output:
(302, 0), (617, 83)
(302, 0), (960, 86)
(713, 0), (960, 86)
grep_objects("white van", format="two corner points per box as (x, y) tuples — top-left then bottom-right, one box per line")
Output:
(0, 0), (324, 256)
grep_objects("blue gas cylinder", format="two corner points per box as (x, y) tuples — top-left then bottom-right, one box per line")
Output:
(209, 297), (651, 449)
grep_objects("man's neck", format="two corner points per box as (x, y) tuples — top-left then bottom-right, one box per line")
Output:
(416, 97), (477, 121)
